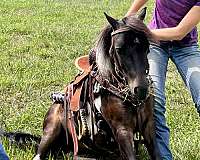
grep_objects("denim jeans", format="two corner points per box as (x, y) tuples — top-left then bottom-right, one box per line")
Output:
(0, 143), (9, 160)
(148, 43), (200, 160)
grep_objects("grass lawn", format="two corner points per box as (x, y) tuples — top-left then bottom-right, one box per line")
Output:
(0, 0), (199, 159)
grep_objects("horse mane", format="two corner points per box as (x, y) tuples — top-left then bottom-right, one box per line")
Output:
(95, 24), (113, 78)
(95, 16), (152, 78)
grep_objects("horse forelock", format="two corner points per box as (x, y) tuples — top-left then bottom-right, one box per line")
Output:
(122, 16), (153, 41)
(95, 25), (114, 78)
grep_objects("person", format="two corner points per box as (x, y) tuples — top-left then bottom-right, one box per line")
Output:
(0, 143), (9, 160)
(125, 0), (200, 159)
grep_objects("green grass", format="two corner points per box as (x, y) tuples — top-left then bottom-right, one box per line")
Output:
(0, 0), (199, 159)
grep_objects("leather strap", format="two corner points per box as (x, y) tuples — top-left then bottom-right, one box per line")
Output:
(94, 73), (143, 107)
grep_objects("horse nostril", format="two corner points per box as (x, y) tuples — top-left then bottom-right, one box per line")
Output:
(134, 87), (139, 95)
(134, 86), (148, 100)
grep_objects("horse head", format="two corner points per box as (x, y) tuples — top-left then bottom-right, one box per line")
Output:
(104, 8), (151, 101)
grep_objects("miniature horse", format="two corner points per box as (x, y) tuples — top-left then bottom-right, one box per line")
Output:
(34, 8), (160, 160)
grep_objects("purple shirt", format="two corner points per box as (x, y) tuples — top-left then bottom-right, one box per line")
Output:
(148, 0), (200, 46)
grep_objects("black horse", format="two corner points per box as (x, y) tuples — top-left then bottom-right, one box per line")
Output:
(32, 8), (160, 160)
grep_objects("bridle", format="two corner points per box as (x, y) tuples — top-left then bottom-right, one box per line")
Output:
(94, 26), (152, 107)
(111, 26), (132, 36)
(111, 26), (150, 75)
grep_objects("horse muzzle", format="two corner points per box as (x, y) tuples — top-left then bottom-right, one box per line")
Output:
(134, 86), (148, 101)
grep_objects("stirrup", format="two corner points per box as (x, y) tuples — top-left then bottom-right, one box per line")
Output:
(78, 109), (90, 140)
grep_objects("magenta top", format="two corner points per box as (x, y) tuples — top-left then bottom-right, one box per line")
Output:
(148, 0), (200, 46)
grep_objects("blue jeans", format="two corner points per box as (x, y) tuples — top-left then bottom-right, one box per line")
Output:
(148, 43), (200, 160)
(0, 143), (9, 160)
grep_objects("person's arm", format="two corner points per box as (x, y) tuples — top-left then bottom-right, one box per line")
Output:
(151, 6), (200, 41)
(125, 0), (148, 17)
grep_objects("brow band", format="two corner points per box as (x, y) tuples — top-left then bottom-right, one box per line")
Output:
(111, 27), (132, 36)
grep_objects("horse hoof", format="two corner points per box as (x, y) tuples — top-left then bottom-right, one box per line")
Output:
(33, 154), (40, 160)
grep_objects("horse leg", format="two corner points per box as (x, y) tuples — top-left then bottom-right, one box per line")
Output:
(140, 99), (160, 160)
(101, 96), (137, 160)
(141, 119), (160, 160)
(33, 103), (64, 160)
(115, 126), (137, 160)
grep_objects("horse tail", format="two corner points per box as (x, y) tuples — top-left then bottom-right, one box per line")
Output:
(0, 128), (41, 150)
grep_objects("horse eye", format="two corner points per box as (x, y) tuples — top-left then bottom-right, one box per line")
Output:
(115, 47), (122, 53)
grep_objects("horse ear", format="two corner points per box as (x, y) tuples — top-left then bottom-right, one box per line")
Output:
(137, 7), (147, 21)
(104, 12), (119, 30)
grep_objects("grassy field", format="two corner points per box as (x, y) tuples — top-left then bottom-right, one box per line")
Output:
(0, 0), (199, 159)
